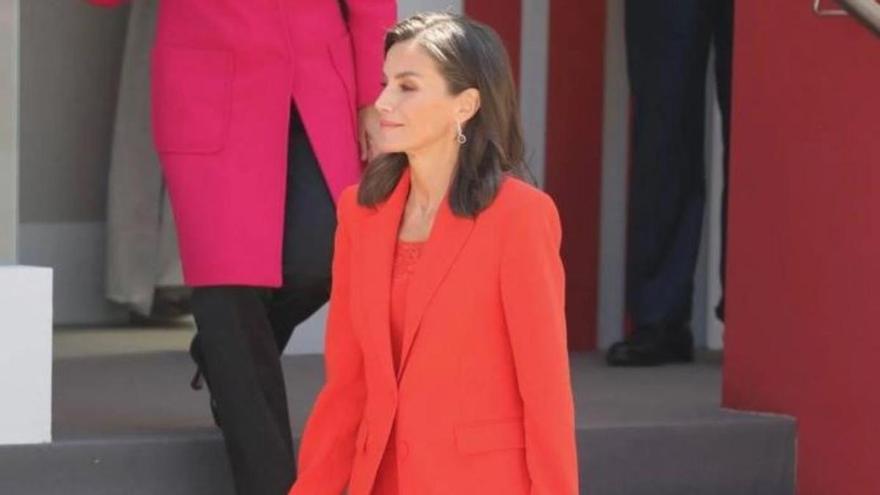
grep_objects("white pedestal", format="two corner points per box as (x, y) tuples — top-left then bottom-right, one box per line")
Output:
(0, 265), (53, 445)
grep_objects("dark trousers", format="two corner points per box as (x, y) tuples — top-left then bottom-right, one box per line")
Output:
(189, 105), (337, 495)
(624, 0), (733, 326)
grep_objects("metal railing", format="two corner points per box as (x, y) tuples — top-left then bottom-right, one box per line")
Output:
(813, 0), (849, 15)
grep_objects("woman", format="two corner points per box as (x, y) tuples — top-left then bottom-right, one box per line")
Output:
(290, 13), (578, 495)
(85, 1), (395, 494)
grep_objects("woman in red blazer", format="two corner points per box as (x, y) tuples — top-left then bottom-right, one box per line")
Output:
(291, 12), (578, 495)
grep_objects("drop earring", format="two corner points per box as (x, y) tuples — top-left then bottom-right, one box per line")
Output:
(456, 120), (467, 145)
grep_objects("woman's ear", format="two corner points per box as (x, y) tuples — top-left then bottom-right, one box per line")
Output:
(456, 88), (481, 124)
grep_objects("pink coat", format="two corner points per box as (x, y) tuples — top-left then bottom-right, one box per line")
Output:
(88, 0), (397, 286)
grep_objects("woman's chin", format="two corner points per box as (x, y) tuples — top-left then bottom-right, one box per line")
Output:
(374, 141), (406, 155)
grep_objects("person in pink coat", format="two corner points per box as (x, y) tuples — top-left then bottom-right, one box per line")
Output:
(85, 1), (397, 493)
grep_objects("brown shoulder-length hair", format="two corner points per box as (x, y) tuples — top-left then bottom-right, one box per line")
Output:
(357, 12), (533, 218)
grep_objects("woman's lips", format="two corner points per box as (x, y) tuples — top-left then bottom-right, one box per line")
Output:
(379, 119), (403, 129)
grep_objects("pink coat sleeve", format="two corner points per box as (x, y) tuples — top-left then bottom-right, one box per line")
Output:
(344, 0), (398, 108)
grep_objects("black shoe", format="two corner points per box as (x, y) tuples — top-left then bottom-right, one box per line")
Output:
(606, 321), (694, 367)
(188, 335), (206, 390)
(189, 335), (222, 428)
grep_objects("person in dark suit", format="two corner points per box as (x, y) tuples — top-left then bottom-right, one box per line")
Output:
(607, 0), (734, 366)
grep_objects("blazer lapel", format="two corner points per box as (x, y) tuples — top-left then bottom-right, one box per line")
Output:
(357, 168), (411, 386)
(396, 191), (476, 382)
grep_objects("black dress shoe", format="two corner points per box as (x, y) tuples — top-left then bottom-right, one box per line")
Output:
(606, 321), (694, 367)
(189, 335), (222, 428)
(188, 335), (206, 390)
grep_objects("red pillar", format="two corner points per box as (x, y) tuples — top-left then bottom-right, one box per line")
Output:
(543, 0), (606, 350)
(463, 0), (522, 86)
(723, 2), (880, 494)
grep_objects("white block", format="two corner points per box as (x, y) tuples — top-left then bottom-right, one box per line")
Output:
(0, 265), (53, 445)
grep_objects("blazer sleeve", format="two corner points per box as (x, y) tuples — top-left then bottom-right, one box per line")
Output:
(499, 193), (579, 495)
(343, 0), (397, 108)
(289, 188), (366, 495)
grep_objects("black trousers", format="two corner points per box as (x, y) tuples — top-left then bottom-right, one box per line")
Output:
(624, 0), (733, 326)
(189, 105), (336, 495)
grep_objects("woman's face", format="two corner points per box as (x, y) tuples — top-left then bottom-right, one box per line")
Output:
(373, 40), (465, 155)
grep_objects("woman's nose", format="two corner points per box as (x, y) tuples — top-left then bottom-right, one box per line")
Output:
(374, 86), (393, 113)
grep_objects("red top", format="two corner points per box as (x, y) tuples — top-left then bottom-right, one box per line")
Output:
(389, 240), (425, 373)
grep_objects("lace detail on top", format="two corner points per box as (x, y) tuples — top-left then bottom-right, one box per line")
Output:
(392, 240), (425, 279)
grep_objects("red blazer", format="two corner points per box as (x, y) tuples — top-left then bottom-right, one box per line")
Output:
(85, 0), (396, 287)
(290, 168), (579, 495)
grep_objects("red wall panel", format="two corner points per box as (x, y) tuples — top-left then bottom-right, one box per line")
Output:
(722, 3), (880, 494)
(544, 0), (606, 350)
(464, 0), (522, 86)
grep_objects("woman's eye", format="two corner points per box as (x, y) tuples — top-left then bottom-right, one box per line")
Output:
(379, 81), (415, 92)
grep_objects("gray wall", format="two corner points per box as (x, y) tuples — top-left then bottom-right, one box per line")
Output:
(597, 0), (629, 349)
(19, 1), (128, 224)
(398, 0), (462, 17)
(0, 0), (19, 264)
(18, 1), (129, 324)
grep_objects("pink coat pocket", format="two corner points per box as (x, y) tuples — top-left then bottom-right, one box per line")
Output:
(151, 46), (234, 154)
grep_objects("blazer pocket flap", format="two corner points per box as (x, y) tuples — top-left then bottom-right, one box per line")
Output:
(455, 418), (525, 455)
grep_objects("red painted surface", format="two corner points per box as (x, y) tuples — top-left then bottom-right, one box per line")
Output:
(464, 0), (522, 85)
(544, 0), (606, 350)
(722, 3), (880, 494)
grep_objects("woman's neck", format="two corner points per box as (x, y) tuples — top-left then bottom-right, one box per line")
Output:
(405, 139), (459, 211)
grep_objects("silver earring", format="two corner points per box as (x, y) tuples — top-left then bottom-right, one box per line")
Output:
(456, 120), (467, 145)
